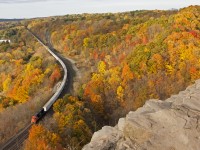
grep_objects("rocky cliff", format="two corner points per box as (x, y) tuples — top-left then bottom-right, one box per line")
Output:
(83, 80), (200, 150)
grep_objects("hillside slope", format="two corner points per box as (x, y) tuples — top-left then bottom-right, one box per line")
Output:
(22, 5), (200, 149)
(83, 79), (200, 150)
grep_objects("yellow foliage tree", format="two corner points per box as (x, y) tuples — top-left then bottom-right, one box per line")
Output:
(98, 61), (106, 74)
(117, 85), (124, 102)
(3, 75), (11, 92)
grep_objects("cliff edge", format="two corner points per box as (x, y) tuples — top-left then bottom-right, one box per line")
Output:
(83, 80), (200, 150)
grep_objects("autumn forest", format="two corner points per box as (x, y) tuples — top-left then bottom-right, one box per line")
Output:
(0, 5), (200, 149)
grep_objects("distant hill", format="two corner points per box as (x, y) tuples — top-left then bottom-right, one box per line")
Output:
(0, 19), (24, 22)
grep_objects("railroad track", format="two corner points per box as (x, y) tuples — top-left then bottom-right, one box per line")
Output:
(0, 124), (32, 150)
(0, 28), (71, 150)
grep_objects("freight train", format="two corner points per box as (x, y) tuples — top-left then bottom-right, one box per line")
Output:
(29, 30), (67, 124)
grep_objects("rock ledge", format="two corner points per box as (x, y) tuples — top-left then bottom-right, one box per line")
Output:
(83, 80), (200, 150)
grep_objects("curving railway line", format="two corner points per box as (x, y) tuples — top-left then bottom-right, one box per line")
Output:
(29, 28), (68, 124)
(0, 28), (69, 150)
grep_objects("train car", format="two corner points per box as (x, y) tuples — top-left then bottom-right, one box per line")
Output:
(43, 94), (60, 111)
(31, 108), (46, 124)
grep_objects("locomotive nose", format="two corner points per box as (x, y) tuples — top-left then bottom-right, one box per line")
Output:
(31, 116), (38, 124)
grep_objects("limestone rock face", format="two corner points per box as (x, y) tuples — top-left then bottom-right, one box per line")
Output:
(83, 80), (200, 150)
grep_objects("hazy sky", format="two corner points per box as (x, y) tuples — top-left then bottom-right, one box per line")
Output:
(0, 0), (199, 18)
